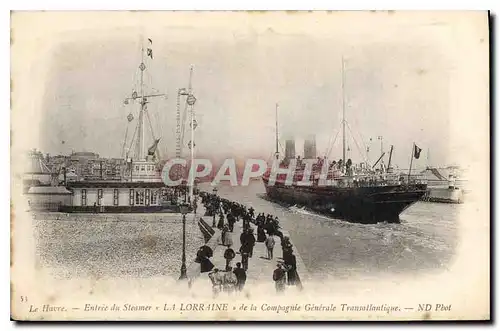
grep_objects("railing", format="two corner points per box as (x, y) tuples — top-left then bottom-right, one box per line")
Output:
(267, 171), (427, 188)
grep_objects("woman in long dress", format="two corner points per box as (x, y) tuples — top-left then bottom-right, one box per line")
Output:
(257, 225), (266, 242)
(223, 225), (233, 247)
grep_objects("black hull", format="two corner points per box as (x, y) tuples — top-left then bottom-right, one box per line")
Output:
(262, 180), (427, 224)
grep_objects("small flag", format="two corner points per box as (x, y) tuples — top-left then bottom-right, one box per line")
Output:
(414, 144), (422, 159)
(147, 48), (153, 59)
(148, 138), (160, 155)
(190, 119), (198, 130)
(148, 38), (152, 44)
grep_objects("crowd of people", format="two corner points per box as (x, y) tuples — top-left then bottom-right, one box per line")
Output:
(194, 191), (302, 296)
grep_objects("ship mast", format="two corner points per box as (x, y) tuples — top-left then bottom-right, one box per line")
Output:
(139, 39), (145, 160)
(123, 37), (166, 162)
(188, 66), (195, 203)
(341, 56), (346, 163)
(275, 103), (279, 160)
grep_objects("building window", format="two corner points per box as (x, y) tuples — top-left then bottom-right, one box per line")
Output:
(97, 189), (103, 206)
(113, 189), (119, 206)
(145, 189), (150, 206)
(151, 190), (158, 205)
(129, 189), (134, 205)
(136, 190), (144, 205)
(141, 166), (145, 171)
(81, 189), (87, 206)
(135, 166), (139, 171)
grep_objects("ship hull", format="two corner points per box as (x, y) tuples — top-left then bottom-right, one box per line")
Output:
(262, 179), (427, 223)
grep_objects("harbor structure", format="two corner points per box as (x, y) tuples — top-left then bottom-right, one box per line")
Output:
(22, 37), (197, 213)
(421, 168), (465, 204)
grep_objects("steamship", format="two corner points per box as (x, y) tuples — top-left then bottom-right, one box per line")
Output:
(262, 138), (428, 223)
(262, 60), (427, 223)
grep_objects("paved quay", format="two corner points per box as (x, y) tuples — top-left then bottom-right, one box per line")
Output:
(187, 204), (308, 298)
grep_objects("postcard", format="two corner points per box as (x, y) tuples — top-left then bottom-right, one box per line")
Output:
(10, 11), (490, 321)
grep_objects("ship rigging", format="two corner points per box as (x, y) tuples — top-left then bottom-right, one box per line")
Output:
(262, 55), (428, 223)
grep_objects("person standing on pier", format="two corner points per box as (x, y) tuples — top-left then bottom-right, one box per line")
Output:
(274, 217), (284, 240)
(239, 231), (252, 272)
(281, 236), (293, 255)
(196, 245), (215, 273)
(192, 196), (198, 215)
(257, 222), (267, 242)
(233, 262), (247, 292)
(240, 249), (249, 271)
(227, 213), (235, 232)
(283, 248), (298, 286)
(217, 212), (225, 230)
(265, 234), (275, 260)
(242, 214), (251, 232)
(224, 245), (236, 271)
(247, 228), (256, 258)
(248, 206), (255, 220)
(219, 224), (233, 247)
(273, 263), (287, 293)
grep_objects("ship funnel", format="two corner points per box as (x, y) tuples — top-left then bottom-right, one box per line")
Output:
(304, 134), (317, 159)
(285, 138), (296, 160)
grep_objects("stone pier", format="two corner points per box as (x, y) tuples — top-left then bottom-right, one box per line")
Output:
(187, 205), (308, 296)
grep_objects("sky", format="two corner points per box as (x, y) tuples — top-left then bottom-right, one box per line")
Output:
(15, 11), (486, 170)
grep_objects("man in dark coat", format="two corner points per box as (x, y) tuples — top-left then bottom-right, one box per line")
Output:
(240, 230), (246, 247)
(246, 229), (256, 258)
(217, 212), (225, 230)
(273, 263), (287, 293)
(233, 262), (247, 291)
(227, 213), (235, 232)
(283, 248), (297, 285)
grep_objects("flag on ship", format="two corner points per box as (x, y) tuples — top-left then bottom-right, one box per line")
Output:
(147, 38), (153, 59)
(148, 138), (160, 155)
(414, 144), (422, 159)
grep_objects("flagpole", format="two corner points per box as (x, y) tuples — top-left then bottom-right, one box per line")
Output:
(408, 142), (415, 183)
(188, 66), (195, 204)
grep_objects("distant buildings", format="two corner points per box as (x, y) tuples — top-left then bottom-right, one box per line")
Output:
(43, 151), (124, 182)
(23, 149), (180, 213)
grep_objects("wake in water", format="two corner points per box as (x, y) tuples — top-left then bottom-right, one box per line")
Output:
(207, 182), (457, 276)
(288, 205), (334, 220)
